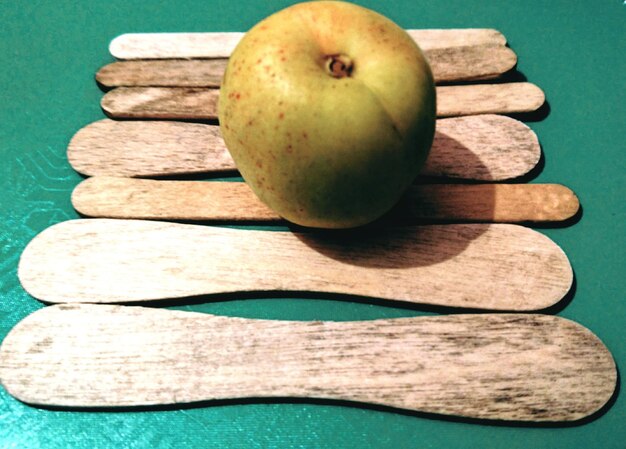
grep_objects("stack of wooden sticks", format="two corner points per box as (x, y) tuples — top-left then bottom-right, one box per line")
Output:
(0, 29), (616, 423)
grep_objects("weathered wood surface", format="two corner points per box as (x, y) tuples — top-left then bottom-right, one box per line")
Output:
(100, 83), (545, 120)
(109, 29), (507, 60)
(96, 45), (517, 87)
(72, 178), (580, 224)
(18, 219), (572, 310)
(0, 304), (615, 422)
(436, 83), (545, 117)
(67, 115), (540, 180)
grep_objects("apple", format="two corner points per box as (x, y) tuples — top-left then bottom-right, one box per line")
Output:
(219, 1), (436, 228)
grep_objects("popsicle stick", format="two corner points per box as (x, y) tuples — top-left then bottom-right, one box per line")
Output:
(98, 59), (228, 88)
(0, 304), (616, 421)
(72, 178), (580, 224)
(109, 29), (507, 60)
(96, 45), (517, 88)
(67, 114), (540, 180)
(401, 183), (579, 222)
(436, 83), (545, 117)
(18, 219), (572, 310)
(100, 83), (545, 120)
(101, 87), (220, 120)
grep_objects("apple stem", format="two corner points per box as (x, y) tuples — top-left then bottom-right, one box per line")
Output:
(326, 54), (353, 78)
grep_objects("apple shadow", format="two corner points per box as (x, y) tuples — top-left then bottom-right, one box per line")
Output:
(290, 222), (490, 269)
(289, 130), (501, 269)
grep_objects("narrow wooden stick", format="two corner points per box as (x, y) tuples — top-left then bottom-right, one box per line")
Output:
(100, 83), (545, 120)
(67, 115), (540, 180)
(109, 29), (507, 60)
(97, 45), (517, 88)
(0, 304), (616, 422)
(72, 178), (580, 224)
(18, 219), (572, 310)
(436, 83), (545, 117)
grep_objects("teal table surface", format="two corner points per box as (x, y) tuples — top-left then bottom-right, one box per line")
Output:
(1, 1), (624, 448)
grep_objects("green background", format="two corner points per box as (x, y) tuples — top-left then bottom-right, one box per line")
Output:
(1, 1), (624, 447)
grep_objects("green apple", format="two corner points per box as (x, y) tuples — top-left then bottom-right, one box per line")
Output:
(219, 1), (436, 228)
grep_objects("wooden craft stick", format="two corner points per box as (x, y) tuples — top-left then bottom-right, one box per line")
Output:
(436, 83), (545, 117)
(100, 83), (545, 120)
(67, 114), (540, 180)
(401, 183), (579, 222)
(0, 304), (615, 422)
(97, 45), (517, 87)
(72, 178), (580, 224)
(18, 219), (572, 310)
(109, 29), (507, 60)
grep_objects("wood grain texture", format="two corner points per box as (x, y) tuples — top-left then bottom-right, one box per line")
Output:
(18, 219), (572, 310)
(67, 115), (540, 180)
(403, 183), (579, 223)
(97, 59), (228, 88)
(101, 87), (219, 120)
(436, 83), (545, 117)
(67, 119), (234, 177)
(72, 178), (580, 224)
(0, 304), (615, 421)
(96, 45), (516, 87)
(100, 83), (545, 120)
(109, 29), (507, 59)
(423, 114), (539, 180)
(426, 44), (516, 82)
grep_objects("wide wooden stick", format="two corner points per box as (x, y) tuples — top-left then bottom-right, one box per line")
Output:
(0, 304), (616, 422)
(67, 115), (540, 180)
(100, 83), (545, 120)
(18, 219), (572, 310)
(72, 178), (579, 224)
(97, 45), (517, 87)
(109, 29), (507, 60)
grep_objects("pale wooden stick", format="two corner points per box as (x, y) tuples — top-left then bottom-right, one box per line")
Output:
(0, 304), (616, 421)
(67, 115), (540, 180)
(109, 29), (507, 60)
(72, 178), (580, 224)
(100, 83), (545, 120)
(98, 59), (227, 88)
(18, 219), (572, 310)
(436, 83), (545, 117)
(402, 183), (579, 222)
(101, 87), (220, 120)
(96, 45), (517, 88)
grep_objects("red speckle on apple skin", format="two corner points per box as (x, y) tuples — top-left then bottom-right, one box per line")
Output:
(278, 112), (285, 119)
(302, 132), (308, 139)
(286, 145), (293, 153)
(256, 160), (263, 168)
